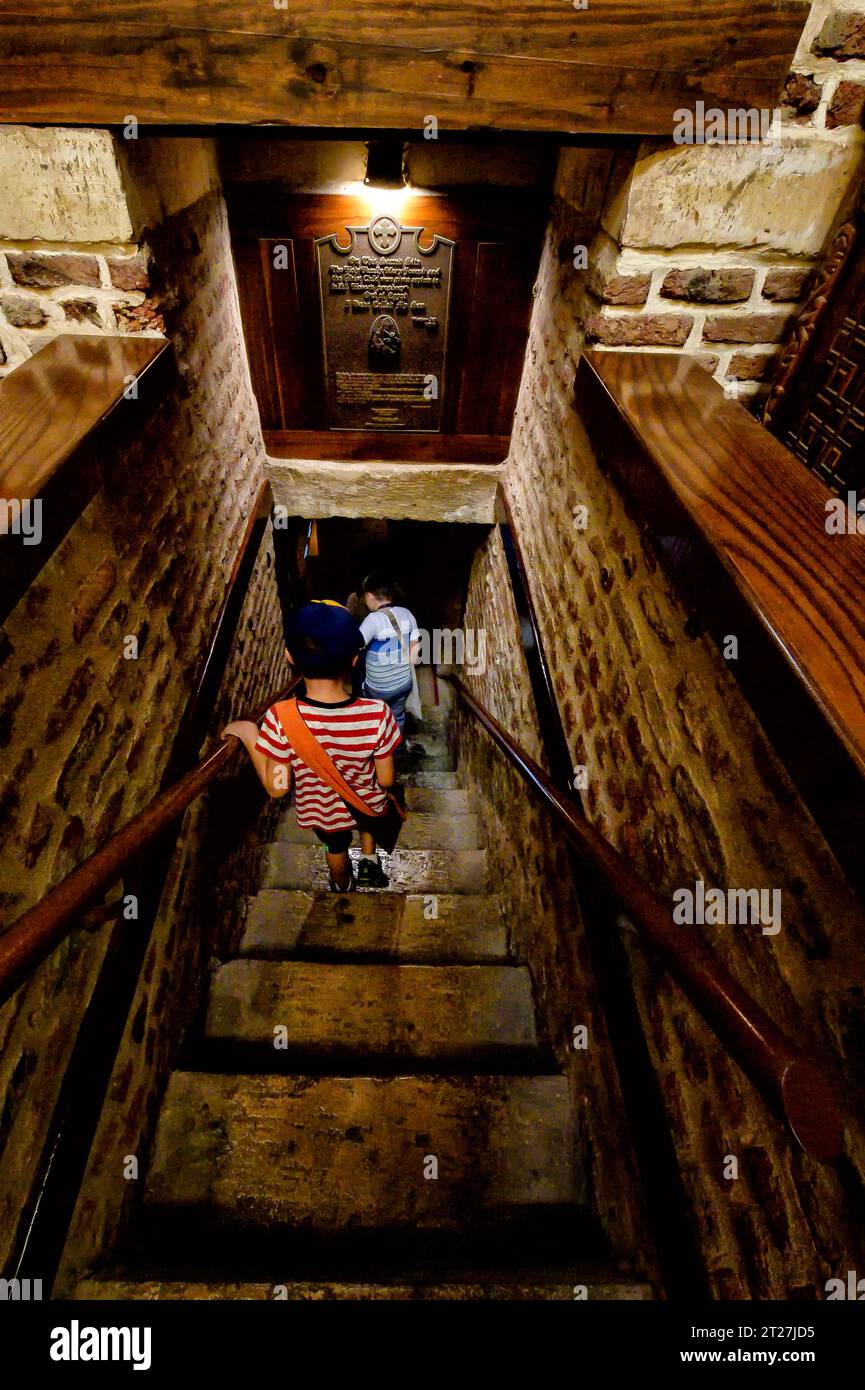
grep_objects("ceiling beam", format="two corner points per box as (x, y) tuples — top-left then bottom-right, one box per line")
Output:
(0, 1), (808, 135)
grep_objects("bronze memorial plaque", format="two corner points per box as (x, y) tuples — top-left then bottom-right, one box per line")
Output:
(315, 214), (455, 431)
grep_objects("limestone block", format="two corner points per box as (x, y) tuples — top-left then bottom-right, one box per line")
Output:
(239, 889), (509, 962)
(144, 1072), (580, 1229)
(603, 139), (862, 256)
(0, 126), (132, 242)
(265, 458), (503, 523)
(204, 960), (539, 1061)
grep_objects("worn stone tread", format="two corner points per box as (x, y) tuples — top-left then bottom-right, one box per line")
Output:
(406, 770), (460, 789)
(403, 787), (471, 814)
(204, 960), (538, 1063)
(262, 843), (486, 894)
(144, 1073), (580, 1231)
(74, 1279), (654, 1301)
(274, 811), (481, 851)
(239, 890), (510, 962)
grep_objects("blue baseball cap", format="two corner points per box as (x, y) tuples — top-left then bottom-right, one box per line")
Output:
(283, 601), (363, 676)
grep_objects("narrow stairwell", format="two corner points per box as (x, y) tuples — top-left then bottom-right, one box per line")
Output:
(76, 694), (652, 1299)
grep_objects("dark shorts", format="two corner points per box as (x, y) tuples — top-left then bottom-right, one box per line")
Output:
(311, 810), (382, 854)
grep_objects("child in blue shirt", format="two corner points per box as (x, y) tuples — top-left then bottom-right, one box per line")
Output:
(359, 573), (420, 737)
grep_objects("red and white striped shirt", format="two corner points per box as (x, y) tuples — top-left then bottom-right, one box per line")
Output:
(255, 696), (401, 831)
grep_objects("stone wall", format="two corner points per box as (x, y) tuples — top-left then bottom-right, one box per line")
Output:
(0, 138), (278, 1272)
(582, 0), (865, 409)
(0, 127), (187, 375)
(55, 531), (287, 1296)
(455, 525), (655, 1282)
(501, 150), (865, 1296)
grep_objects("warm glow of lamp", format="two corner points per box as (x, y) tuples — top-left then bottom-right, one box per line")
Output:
(352, 183), (414, 220)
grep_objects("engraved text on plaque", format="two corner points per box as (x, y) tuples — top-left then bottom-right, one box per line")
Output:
(315, 215), (455, 431)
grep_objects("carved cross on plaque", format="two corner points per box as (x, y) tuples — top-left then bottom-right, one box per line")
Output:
(315, 216), (455, 431)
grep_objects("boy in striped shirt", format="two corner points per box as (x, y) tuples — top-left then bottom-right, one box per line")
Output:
(222, 602), (400, 892)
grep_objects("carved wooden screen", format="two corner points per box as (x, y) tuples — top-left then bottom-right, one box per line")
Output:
(764, 198), (865, 494)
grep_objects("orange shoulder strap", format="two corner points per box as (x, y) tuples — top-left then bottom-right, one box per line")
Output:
(274, 697), (381, 819)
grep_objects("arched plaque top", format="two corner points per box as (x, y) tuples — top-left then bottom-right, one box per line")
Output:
(315, 222), (454, 258)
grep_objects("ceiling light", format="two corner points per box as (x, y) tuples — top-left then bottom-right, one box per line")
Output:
(364, 139), (406, 191)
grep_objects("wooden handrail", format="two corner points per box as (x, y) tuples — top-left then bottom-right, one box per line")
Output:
(0, 680), (298, 1007)
(0, 335), (174, 625)
(444, 672), (843, 1163)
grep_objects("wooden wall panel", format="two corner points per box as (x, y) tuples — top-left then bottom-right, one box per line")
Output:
(0, 1), (808, 135)
(232, 235), (282, 430)
(457, 243), (536, 436)
(259, 238), (308, 429)
(228, 189), (545, 441)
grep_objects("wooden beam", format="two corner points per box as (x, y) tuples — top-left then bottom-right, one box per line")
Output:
(0, 1), (808, 135)
(264, 430), (510, 464)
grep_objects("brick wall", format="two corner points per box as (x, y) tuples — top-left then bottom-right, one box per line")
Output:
(582, 0), (865, 410)
(455, 525), (655, 1279)
(500, 155), (865, 1296)
(0, 147), (279, 1270)
(0, 244), (161, 370)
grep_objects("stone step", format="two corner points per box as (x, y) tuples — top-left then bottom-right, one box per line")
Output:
(412, 709), (451, 732)
(408, 730), (452, 752)
(401, 735), (453, 768)
(144, 1073), (582, 1236)
(404, 786), (471, 814)
(74, 1278), (654, 1301)
(262, 844), (486, 894)
(406, 770), (460, 790)
(239, 890), (510, 962)
(274, 811), (481, 851)
(203, 961), (539, 1068)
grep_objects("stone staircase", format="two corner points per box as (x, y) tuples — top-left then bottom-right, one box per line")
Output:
(76, 696), (652, 1299)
